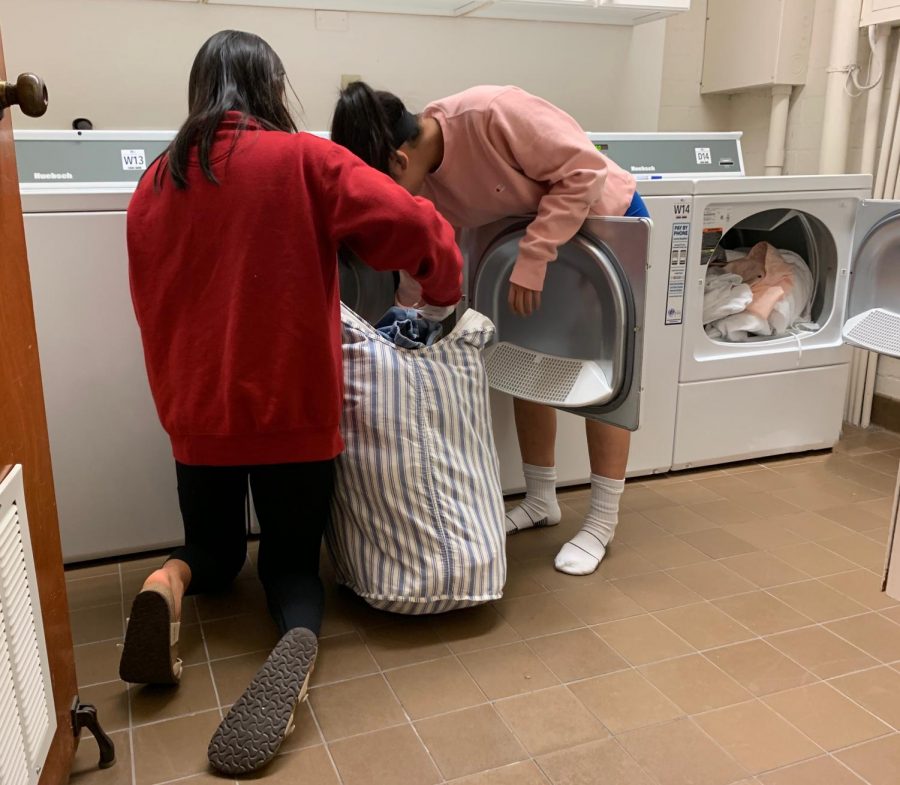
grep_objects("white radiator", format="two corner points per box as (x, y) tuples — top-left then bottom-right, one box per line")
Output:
(0, 466), (57, 785)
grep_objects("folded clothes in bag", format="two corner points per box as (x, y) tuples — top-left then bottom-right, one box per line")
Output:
(327, 304), (506, 614)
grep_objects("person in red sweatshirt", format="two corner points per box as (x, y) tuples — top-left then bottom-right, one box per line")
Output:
(120, 30), (461, 776)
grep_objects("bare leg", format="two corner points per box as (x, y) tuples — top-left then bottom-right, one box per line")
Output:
(142, 559), (191, 622)
(506, 399), (562, 533)
(555, 421), (629, 575)
(586, 420), (630, 480)
(513, 398), (557, 466)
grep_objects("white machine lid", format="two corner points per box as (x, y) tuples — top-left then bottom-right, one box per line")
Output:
(693, 174), (872, 195)
(843, 199), (900, 359)
(19, 183), (135, 212)
(633, 179), (694, 196)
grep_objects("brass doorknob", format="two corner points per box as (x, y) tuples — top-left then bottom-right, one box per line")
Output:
(0, 73), (48, 118)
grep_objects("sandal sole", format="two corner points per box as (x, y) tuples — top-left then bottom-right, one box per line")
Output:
(119, 589), (179, 685)
(207, 627), (318, 776)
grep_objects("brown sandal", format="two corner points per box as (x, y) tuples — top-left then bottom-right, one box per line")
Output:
(119, 583), (182, 686)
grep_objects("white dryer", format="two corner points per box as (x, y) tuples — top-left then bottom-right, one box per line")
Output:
(478, 133), (746, 492)
(672, 175), (895, 469)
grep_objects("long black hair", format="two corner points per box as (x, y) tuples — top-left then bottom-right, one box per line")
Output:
(331, 81), (421, 174)
(160, 30), (297, 189)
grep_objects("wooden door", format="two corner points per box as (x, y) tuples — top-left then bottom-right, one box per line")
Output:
(0, 27), (78, 785)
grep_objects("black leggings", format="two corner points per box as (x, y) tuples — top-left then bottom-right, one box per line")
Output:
(170, 460), (335, 637)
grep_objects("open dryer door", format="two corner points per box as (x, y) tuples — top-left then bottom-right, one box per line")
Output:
(338, 246), (396, 324)
(843, 200), (900, 359)
(464, 216), (651, 431)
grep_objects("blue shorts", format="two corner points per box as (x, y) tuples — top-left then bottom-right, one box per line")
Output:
(624, 191), (650, 218)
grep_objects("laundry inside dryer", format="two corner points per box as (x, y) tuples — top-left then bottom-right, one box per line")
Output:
(702, 208), (838, 343)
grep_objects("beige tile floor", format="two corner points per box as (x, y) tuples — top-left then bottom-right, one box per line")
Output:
(67, 425), (900, 785)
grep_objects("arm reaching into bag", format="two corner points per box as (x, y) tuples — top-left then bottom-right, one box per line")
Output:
(320, 144), (462, 306)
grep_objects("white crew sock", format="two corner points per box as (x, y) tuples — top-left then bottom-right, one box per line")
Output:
(505, 464), (562, 534)
(555, 474), (625, 575)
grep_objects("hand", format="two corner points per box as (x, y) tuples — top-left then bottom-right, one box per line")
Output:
(508, 283), (542, 317)
(418, 303), (457, 322)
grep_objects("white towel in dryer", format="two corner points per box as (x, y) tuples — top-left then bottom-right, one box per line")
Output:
(703, 267), (754, 325)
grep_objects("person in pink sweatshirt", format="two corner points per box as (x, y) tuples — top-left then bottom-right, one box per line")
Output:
(331, 82), (648, 576)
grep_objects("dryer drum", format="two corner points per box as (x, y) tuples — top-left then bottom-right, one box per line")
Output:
(337, 246), (396, 325)
(704, 208), (838, 342)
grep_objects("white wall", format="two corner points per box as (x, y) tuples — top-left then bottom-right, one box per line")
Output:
(658, 0), (731, 134)
(877, 358), (900, 400)
(0, 0), (663, 133)
(612, 19), (667, 132)
(658, 0), (873, 177)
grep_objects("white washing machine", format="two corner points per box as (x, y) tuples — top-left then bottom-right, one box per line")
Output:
(17, 131), (182, 562)
(672, 175), (898, 469)
(479, 133), (746, 492)
(15, 129), (331, 562)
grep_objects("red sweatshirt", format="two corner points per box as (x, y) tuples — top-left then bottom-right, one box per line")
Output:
(128, 113), (462, 466)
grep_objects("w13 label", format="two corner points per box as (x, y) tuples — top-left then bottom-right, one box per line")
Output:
(121, 149), (147, 171)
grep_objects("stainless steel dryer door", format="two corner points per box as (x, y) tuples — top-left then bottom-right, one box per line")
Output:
(338, 246), (396, 325)
(843, 200), (900, 359)
(466, 215), (651, 431)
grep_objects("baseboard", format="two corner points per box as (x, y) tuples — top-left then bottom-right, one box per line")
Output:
(872, 394), (900, 433)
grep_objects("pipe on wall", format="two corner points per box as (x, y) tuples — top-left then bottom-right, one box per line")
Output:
(875, 29), (900, 196)
(765, 85), (793, 176)
(819, 0), (863, 173)
(861, 24), (892, 175)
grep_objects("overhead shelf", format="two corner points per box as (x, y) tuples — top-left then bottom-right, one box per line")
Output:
(200, 0), (691, 26)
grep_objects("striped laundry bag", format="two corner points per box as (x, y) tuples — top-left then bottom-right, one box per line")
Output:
(327, 304), (506, 614)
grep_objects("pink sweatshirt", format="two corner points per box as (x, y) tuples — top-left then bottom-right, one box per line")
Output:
(401, 85), (635, 301)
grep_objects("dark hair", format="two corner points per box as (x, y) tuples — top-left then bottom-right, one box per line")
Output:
(160, 30), (297, 189)
(331, 81), (421, 174)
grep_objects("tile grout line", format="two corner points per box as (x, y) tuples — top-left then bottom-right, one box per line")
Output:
(374, 662), (458, 782)
(369, 617), (522, 779)
(120, 561), (138, 785)
(304, 698), (346, 785)
(198, 600), (224, 721)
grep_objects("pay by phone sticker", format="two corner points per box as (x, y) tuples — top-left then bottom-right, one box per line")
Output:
(666, 220), (689, 326)
(121, 149), (147, 171)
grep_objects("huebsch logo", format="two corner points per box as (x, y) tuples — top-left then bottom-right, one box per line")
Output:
(33, 172), (74, 180)
(631, 165), (656, 172)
